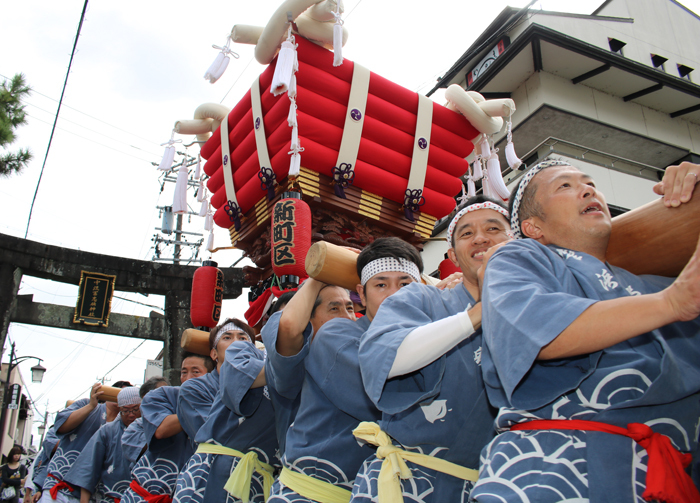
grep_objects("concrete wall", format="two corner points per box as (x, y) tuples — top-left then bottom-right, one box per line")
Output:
(521, 0), (700, 77)
(509, 71), (700, 154)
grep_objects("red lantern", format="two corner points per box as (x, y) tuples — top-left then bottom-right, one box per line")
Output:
(271, 192), (312, 286)
(438, 257), (461, 279)
(191, 260), (224, 328)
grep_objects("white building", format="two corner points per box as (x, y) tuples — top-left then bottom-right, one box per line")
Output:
(0, 364), (34, 457)
(422, 0), (700, 272)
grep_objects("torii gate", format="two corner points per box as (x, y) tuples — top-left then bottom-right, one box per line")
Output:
(0, 233), (245, 385)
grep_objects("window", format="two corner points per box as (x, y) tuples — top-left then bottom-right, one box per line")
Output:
(651, 54), (668, 72)
(608, 38), (626, 55)
(678, 64), (694, 81)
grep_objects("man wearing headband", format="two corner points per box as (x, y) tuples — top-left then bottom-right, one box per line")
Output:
(471, 161), (700, 503)
(39, 381), (130, 503)
(177, 319), (278, 503)
(173, 319), (249, 503)
(260, 277), (356, 462)
(121, 359), (210, 503)
(64, 387), (142, 503)
(352, 196), (510, 503)
(266, 237), (421, 503)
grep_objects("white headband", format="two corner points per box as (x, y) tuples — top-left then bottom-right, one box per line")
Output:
(360, 257), (421, 286)
(213, 322), (249, 348)
(446, 202), (510, 244)
(510, 160), (571, 239)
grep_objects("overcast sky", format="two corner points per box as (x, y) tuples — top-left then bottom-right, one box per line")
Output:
(2, 0), (698, 448)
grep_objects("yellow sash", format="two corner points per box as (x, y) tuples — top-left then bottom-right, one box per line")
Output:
(278, 467), (352, 503)
(195, 443), (274, 503)
(352, 422), (479, 503)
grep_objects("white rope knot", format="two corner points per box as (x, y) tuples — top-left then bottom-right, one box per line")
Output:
(212, 37), (240, 59)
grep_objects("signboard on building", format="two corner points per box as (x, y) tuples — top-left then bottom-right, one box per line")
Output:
(467, 37), (510, 87)
(73, 271), (116, 327)
(7, 384), (21, 410)
(144, 360), (163, 381)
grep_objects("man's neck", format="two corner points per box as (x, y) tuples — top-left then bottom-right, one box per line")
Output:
(462, 277), (480, 301)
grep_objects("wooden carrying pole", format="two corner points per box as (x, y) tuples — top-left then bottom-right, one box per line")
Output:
(97, 385), (121, 403)
(607, 189), (700, 277)
(305, 242), (361, 291)
(180, 328), (211, 356)
(306, 191), (700, 285)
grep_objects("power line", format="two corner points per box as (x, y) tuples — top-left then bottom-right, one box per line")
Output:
(113, 295), (163, 312)
(71, 339), (147, 401)
(25, 112), (156, 163)
(24, 0), (90, 239)
(24, 102), (161, 157)
(0, 74), (161, 147)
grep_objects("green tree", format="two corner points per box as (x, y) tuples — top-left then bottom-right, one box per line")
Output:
(0, 73), (32, 177)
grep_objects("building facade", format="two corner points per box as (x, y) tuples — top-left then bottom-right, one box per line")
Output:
(0, 363), (35, 457)
(422, 0), (700, 272)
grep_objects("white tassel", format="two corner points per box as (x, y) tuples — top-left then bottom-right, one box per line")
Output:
(472, 160), (483, 180)
(194, 154), (201, 179)
(198, 198), (208, 217)
(197, 180), (205, 202)
(289, 74), (297, 99)
(158, 130), (181, 171)
(287, 101), (298, 127)
(482, 174), (495, 199)
(505, 120), (522, 170)
(204, 212), (213, 231)
(487, 152), (511, 200)
(332, 5), (344, 67)
(289, 151), (301, 177)
(158, 145), (176, 171)
(467, 177), (476, 197)
(204, 53), (230, 84)
(172, 166), (189, 214)
(206, 231), (215, 252)
(291, 126), (299, 150)
(204, 37), (239, 84)
(271, 38), (297, 96)
(479, 138), (491, 158)
(457, 184), (468, 206)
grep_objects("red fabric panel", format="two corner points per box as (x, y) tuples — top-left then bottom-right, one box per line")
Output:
(295, 61), (475, 155)
(439, 258), (461, 279)
(200, 63), (278, 160)
(205, 97), (290, 194)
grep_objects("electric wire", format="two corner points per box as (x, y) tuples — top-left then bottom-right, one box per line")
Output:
(0, 72), (161, 147)
(25, 112), (156, 164)
(24, 0), (90, 239)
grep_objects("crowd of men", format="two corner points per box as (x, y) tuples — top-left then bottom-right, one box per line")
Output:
(21, 160), (700, 503)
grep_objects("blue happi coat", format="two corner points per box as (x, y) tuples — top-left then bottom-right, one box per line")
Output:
(190, 341), (278, 503)
(121, 418), (146, 470)
(260, 311), (305, 456)
(354, 282), (496, 502)
(268, 315), (381, 503)
(122, 387), (194, 503)
(32, 427), (59, 489)
(43, 399), (108, 496)
(172, 369), (219, 503)
(64, 416), (132, 503)
(471, 240), (700, 503)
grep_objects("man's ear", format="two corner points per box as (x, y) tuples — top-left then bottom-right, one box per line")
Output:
(521, 218), (543, 240)
(447, 247), (459, 267)
(210, 348), (218, 363)
(355, 284), (367, 308)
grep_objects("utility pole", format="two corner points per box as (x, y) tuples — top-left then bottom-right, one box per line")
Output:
(38, 401), (48, 450)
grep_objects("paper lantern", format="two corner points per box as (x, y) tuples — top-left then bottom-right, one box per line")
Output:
(190, 260), (224, 328)
(438, 257), (461, 279)
(271, 192), (312, 284)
